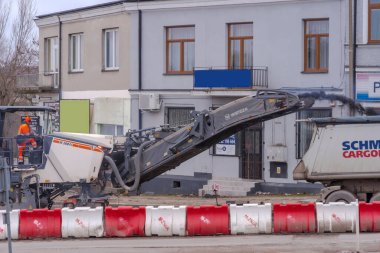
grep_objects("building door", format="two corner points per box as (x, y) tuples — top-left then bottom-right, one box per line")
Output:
(241, 123), (263, 179)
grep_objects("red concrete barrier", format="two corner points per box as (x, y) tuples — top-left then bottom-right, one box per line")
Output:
(19, 209), (62, 239)
(273, 203), (316, 233)
(186, 205), (229, 236)
(359, 202), (380, 232)
(105, 206), (146, 237)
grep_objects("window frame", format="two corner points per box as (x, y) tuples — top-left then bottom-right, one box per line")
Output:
(103, 28), (119, 71)
(165, 25), (195, 75)
(296, 108), (332, 159)
(303, 18), (329, 73)
(44, 36), (59, 74)
(98, 123), (124, 136)
(227, 22), (254, 69)
(69, 33), (84, 72)
(369, 0), (380, 43)
(164, 106), (195, 128)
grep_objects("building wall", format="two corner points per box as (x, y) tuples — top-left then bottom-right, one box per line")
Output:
(37, 6), (133, 134)
(133, 0), (345, 91)
(131, 0), (347, 185)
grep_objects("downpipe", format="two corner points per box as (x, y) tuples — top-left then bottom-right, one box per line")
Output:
(104, 140), (154, 192)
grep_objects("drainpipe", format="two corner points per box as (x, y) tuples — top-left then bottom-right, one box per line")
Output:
(353, 0), (357, 103)
(348, 0), (354, 115)
(138, 9), (143, 130)
(58, 15), (62, 132)
(58, 15), (62, 101)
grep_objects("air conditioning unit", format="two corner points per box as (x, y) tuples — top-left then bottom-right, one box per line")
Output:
(139, 93), (161, 111)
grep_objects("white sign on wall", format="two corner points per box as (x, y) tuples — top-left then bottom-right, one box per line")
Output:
(356, 73), (380, 101)
(215, 135), (236, 156)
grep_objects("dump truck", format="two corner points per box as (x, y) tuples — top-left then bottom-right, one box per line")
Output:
(293, 116), (380, 203)
(0, 90), (307, 209)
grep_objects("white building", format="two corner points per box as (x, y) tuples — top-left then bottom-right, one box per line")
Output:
(35, 0), (362, 195)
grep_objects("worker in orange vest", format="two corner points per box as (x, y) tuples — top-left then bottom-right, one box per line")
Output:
(17, 116), (37, 164)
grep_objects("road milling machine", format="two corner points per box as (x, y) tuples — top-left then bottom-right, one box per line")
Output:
(0, 90), (306, 209)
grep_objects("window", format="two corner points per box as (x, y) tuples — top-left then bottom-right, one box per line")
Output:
(69, 33), (83, 72)
(304, 19), (329, 72)
(165, 107), (194, 127)
(98, 124), (124, 136)
(296, 108), (332, 158)
(45, 37), (59, 73)
(228, 23), (253, 69)
(103, 28), (119, 70)
(166, 26), (195, 74)
(369, 0), (380, 43)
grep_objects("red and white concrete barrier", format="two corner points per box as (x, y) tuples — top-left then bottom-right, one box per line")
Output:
(1, 201), (379, 240)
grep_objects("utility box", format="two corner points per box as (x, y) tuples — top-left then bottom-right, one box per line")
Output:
(139, 94), (160, 111)
(267, 146), (287, 162)
(270, 162), (288, 178)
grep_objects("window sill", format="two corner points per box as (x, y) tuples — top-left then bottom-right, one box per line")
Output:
(367, 41), (380, 45)
(301, 70), (328, 74)
(68, 70), (84, 74)
(43, 72), (58, 76)
(164, 72), (193, 76)
(102, 68), (119, 72)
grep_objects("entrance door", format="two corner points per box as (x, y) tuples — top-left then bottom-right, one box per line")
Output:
(241, 124), (263, 179)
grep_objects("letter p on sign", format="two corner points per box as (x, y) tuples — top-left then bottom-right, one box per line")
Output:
(374, 82), (380, 93)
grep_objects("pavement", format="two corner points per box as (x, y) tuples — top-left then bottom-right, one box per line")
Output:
(1, 233), (380, 253)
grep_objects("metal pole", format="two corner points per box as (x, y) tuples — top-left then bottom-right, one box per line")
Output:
(355, 199), (360, 252)
(3, 158), (12, 253)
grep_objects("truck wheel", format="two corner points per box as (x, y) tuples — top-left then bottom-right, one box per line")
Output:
(325, 190), (356, 203)
(370, 192), (380, 202)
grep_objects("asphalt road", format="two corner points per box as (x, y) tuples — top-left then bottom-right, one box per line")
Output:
(1, 233), (380, 253)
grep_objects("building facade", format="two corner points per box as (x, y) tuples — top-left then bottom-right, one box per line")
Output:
(35, 0), (370, 195)
(35, 2), (133, 134)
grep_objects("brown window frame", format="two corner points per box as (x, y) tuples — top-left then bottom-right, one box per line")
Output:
(227, 22), (253, 69)
(369, 0), (380, 43)
(303, 18), (329, 73)
(165, 25), (195, 75)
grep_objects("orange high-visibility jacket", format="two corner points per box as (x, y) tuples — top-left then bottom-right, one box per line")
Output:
(18, 123), (31, 135)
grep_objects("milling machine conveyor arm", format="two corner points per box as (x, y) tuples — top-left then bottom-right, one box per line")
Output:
(122, 90), (304, 188)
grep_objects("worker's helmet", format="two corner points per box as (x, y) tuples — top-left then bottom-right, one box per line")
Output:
(25, 116), (31, 123)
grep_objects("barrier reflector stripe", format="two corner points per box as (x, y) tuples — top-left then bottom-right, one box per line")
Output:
(19, 209), (61, 239)
(0, 210), (20, 240)
(105, 206), (146, 237)
(230, 203), (272, 234)
(61, 207), (104, 238)
(316, 202), (357, 233)
(186, 205), (229, 236)
(273, 203), (316, 233)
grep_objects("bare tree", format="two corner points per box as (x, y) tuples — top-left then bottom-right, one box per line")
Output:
(0, 0), (37, 106)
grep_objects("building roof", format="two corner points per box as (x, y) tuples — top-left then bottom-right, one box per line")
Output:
(36, 0), (156, 19)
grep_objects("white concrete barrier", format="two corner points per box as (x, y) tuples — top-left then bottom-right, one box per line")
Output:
(0, 210), (20, 239)
(316, 202), (358, 233)
(61, 207), (104, 238)
(230, 203), (272, 234)
(145, 206), (186, 236)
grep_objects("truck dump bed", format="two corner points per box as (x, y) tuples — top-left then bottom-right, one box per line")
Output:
(293, 116), (380, 182)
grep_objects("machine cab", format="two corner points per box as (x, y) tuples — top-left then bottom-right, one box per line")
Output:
(0, 106), (56, 169)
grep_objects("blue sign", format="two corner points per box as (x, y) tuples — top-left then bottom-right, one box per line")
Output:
(194, 69), (252, 88)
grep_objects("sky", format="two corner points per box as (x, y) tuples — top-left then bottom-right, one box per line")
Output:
(35, 0), (115, 16)
(3, 0), (116, 36)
